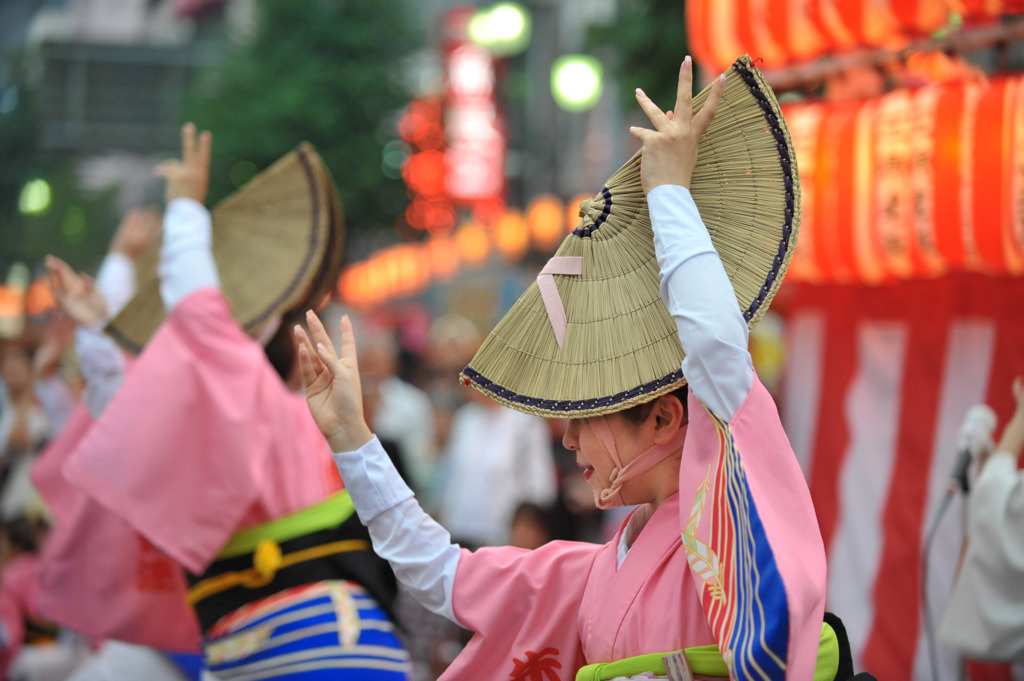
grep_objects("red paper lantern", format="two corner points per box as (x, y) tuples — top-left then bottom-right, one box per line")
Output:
(887, 0), (952, 37)
(686, 0), (745, 75)
(871, 89), (916, 279)
(908, 85), (948, 278)
(815, 104), (861, 283)
(766, 0), (830, 65)
(850, 100), (888, 284)
(1009, 77), (1024, 275)
(782, 103), (826, 282)
(932, 82), (982, 270)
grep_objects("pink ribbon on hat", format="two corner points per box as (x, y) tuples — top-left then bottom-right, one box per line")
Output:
(537, 256), (583, 348)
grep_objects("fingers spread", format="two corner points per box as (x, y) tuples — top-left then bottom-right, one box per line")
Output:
(197, 130), (212, 169)
(45, 256), (73, 292)
(628, 125), (653, 142)
(692, 73), (726, 137)
(673, 57), (693, 123)
(295, 332), (320, 389)
(635, 88), (670, 131)
(181, 123), (196, 164)
(338, 315), (358, 366)
(304, 310), (335, 356)
(154, 160), (179, 179)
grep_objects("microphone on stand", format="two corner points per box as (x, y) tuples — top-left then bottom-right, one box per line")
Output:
(924, 403), (998, 681)
(947, 404), (998, 495)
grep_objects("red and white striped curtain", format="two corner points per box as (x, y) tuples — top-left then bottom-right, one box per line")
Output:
(779, 274), (1024, 679)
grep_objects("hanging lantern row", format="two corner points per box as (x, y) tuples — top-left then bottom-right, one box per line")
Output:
(688, 0), (1024, 77)
(339, 194), (596, 308)
(783, 74), (1024, 284)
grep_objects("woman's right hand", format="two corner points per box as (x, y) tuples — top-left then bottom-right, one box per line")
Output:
(294, 310), (374, 453)
(629, 56), (725, 194)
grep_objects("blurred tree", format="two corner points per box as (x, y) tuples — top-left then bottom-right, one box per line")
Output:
(587, 0), (690, 112)
(0, 55), (116, 276)
(22, 166), (118, 272)
(186, 0), (423, 247)
(0, 55), (42, 276)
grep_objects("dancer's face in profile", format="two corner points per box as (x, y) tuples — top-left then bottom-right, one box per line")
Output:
(563, 413), (649, 499)
(563, 393), (687, 507)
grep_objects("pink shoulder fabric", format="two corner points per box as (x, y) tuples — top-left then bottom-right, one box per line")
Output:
(678, 373), (826, 681)
(579, 495), (715, 664)
(32, 404), (201, 652)
(63, 288), (337, 576)
(445, 541), (601, 681)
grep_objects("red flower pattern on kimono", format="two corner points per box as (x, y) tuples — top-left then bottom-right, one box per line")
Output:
(509, 648), (562, 681)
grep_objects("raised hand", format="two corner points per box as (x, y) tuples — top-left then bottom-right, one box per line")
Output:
(110, 208), (162, 261)
(45, 255), (107, 327)
(629, 56), (726, 194)
(293, 310), (374, 453)
(31, 313), (73, 379)
(155, 122), (212, 205)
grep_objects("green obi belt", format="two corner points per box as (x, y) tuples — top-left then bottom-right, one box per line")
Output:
(576, 620), (841, 681)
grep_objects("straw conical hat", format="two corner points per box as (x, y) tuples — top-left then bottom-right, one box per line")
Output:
(106, 143), (344, 354)
(460, 56), (799, 418)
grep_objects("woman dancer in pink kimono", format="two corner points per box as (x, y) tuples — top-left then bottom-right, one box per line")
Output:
(296, 60), (831, 681)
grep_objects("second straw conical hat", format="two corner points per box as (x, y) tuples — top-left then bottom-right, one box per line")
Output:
(460, 56), (799, 419)
(106, 143), (344, 354)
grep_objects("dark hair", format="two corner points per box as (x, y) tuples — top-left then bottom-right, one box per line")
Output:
(618, 385), (689, 424)
(512, 499), (576, 542)
(264, 317), (298, 382)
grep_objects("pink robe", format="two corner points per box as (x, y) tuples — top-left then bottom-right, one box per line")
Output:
(443, 375), (825, 681)
(64, 288), (341, 576)
(32, 403), (201, 652)
(0, 555), (45, 675)
(33, 289), (340, 651)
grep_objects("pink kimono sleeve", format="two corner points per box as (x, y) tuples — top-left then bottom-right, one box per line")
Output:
(32, 405), (200, 652)
(64, 288), (288, 574)
(0, 579), (24, 677)
(442, 540), (601, 681)
(678, 373), (826, 681)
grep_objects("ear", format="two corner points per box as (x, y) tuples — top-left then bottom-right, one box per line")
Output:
(650, 394), (687, 444)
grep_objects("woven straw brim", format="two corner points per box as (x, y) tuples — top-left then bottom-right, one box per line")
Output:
(460, 56), (800, 419)
(107, 143), (343, 353)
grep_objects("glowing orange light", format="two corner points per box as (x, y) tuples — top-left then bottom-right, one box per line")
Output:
(25, 278), (55, 316)
(493, 210), (529, 262)
(564, 193), (592, 234)
(527, 195), (563, 252)
(426, 236), (460, 281)
(455, 221), (491, 267)
(0, 285), (22, 319)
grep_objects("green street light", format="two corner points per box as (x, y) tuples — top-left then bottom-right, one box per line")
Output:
(18, 179), (52, 215)
(551, 55), (603, 112)
(468, 3), (531, 57)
